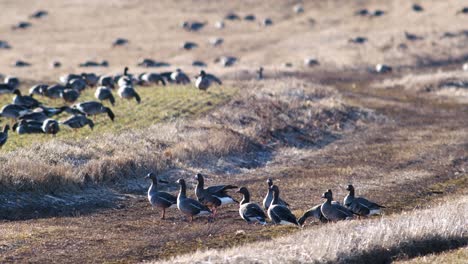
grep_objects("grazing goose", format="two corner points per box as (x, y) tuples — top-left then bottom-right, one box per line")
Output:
(237, 187), (267, 225)
(194, 173), (237, 216)
(42, 119), (60, 135)
(140, 73), (166, 86)
(5, 76), (20, 90)
(98, 75), (115, 89)
(13, 120), (44, 134)
(244, 14), (256, 21)
(0, 104), (29, 119)
(118, 85), (141, 104)
(81, 73), (99, 87)
(13, 90), (41, 109)
(170, 69), (191, 84)
(30, 10), (48, 19)
(59, 74), (81, 85)
(375, 64), (392, 73)
(0, 84), (15, 94)
(344, 185), (385, 216)
(195, 70), (222, 91)
(176, 179), (212, 222)
(412, 4), (423, 12)
(12, 21), (32, 30)
(181, 41), (198, 50)
(405, 31), (424, 41)
(298, 204), (328, 226)
(61, 114), (94, 130)
(181, 21), (206, 32)
(263, 178), (289, 210)
(349, 36), (367, 44)
(267, 185), (299, 226)
(112, 38), (128, 47)
(209, 37), (223, 47)
(0, 125), (9, 149)
(13, 60), (31, 67)
(19, 111), (49, 122)
(44, 84), (66, 99)
(145, 172), (177, 219)
(73, 101), (115, 121)
(29, 84), (48, 96)
(61, 89), (80, 103)
(67, 78), (87, 92)
(95, 86), (115, 105)
(320, 189), (354, 222)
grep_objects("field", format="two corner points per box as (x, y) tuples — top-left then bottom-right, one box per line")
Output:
(0, 0), (467, 263)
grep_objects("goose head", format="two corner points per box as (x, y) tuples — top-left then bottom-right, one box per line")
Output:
(236, 187), (249, 195)
(266, 178), (273, 187)
(321, 189), (333, 200)
(346, 184), (354, 192)
(124, 66), (129, 76)
(13, 89), (21, 96)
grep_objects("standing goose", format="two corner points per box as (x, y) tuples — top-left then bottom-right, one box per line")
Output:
(73, 101), (115, 121)
(117, 67), (133, 88)
(95, 86), (115, 106)
(195, 70), (222, 91)
(195, 173), (237, 216)
(237, 187), (267, 225)
(118, 85), (141, 104)
(170, 69), (191, 84)
(140, 73), (166, 86)
(263, 178), (289, 210)
(320, 189), (354, 222)
(145, 172), (177, 219)
(29, 84), (48, 96)
(0, 125), (10, 149)
(43, 84), (66, 99)
(344, 185), (385, 216)
(42, 119), (60, 135)
(60, 115), (94, 130)
(13, 90), (41, 109)
(267, 185), (299, 226)
(98, 75), (115, 89)
(298, 204), (328, 226)
(176, 179), (212, 222)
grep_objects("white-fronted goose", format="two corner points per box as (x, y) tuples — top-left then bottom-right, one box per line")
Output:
(61, 89), (80, 103)
(29, 84), (48, 96)
(320, 189), (354, 221)
(263, 178), (289, 210)
(95, 86), (115, 106)
(42, 119), (60, 135)
(267, 185), (299, 226)
(61, 114), (94, 130)
(237, 187), (267, 225)
(195, 70), (222, 91)
(195, 173), (237, 216)
(297, 204), (328, 226)
(344, 185), (385, 216)
(73, 101), (115, 121)
(118, 85), (141, 104)
(1, 104), (29, 119)
(13, 90), (41, 109)
(171, 69), (191, 84)
(5, 76), (20, 90)
(176, 178), (212, 222)
(145, 172), (177, 219)
(0, 125), (9, 149)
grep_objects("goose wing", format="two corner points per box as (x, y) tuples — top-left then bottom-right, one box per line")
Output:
(270, 205), (298, 225)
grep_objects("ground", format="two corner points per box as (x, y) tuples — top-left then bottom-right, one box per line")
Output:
(0, 0), (467, 263)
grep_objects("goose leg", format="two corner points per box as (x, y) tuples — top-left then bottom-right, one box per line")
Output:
(161, 208), (165, 220)
(190, 216), (193, 222)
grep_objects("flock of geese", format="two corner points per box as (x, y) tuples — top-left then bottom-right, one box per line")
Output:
(0, 67), (222, 149)
(146, 173), (385, 226)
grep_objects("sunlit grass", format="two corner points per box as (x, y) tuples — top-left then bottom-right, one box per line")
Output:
(0, 85), (237, 152)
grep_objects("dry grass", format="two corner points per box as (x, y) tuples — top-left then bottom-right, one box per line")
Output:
(396, 247), (468, 264)
(158, 196), (468, 264)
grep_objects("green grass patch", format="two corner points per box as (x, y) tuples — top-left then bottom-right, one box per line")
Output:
(0, 85), (237, 152)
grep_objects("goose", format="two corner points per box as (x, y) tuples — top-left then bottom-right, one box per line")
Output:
(30, 10), (48, 19)
(214, 21), (225, 29)
(257, 67), (264, 80)
(412, 4), (423, 12)
(215, 56), (237, 67)
(160, 72), (175, 84)
(61, 89), (80, 103)
(297, 204), (328, 226)
(79, 60), (108, 67)
(267, 185), (299, 226)
(194, 173), (237, 216)
(0, 104), (30, 119)
(13, 90), (41, 109)
(0, 84), (15, 94)
(344, 185), (385, 216)
(112, 38), (128, 47)
(73, 101), (115, 121)
(98, 75), (115, 89)
(36, 105), (70, 117)
(181, 41), (198, 50)
(145, 172), (177, 219)
(118, 86), (141, 104)
(13, 60), (31, 67)
(349, 36), (367, 44)
(81, 73), (99, 87)
(0, 40), (11, 49)
(60, 114), (94, 130)
(304, 57), (319, 67)
(244, 14), (256, 21)
(18, 111), (49, 122)
(44, 84), (66, 99)
(237, 187), (267, 225)
(373, 10), (385, 17)
(59, 74), (81, 85)
(42, 119), (60, 135)
(192, 61), (207, 67)
(320, 189), (354, 221)
(209, 37), (223, 47)
(170, 69), (191, 84)
(456, 7), (468, 15)
(294, 4), (304, 14)
(95, 86), (115, 105)
(12, 21), (32, 30)
(225, 12), (240, 20)
(67, 78), (87, 92)
(0, 125), (9, 149)
(5, 76), (20, 90)
(263, 178), (289, 210)
(181, 21), (206, 32)
(195, 70), (222, 91)
(29, 84), (48, 96)
(262, 18), (273, 27)
(140, 73), (166, 86)
(405, 31), (423, 41)
(13, 120), (44, 134)
(176, 178), (212, 222)
(137, 58), (170, 68)
(375, 64), (392, 73)
(51, 61), (61, 68)
(355, 9), (369, 16)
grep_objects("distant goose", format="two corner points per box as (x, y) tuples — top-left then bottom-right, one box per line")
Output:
(30, 10), (48, 19)
(112, 38), (128, 47)
(42, 119), (60, 135)
(237, 187), (267, 225)
(209, 37), (224, 47)
(181, 21), (206, 32)
(355, 9), (369, 16)
(95, 86), (115, 105)
(225, 12), (240, 20)
(262, 18), (273, 27)
(215, 56), (237, 67)
(13, 120), (44, 134)
(61, 89), (80, 103)
(140, 73), (166, 86)
(297, 204), (328, 226)
(214, 21), (225, 29)
(13, 60), (31, 67)
(349, 36), (367, 44)
(51, 61), (61, 68)
(98, 75), (115, 89)
(81, 73), (99, 87)
(73, 101), (115, 121)
(117, 67), (133, 87)
(373, 10), (385, 17)
(176, 178), (212, 222)
(29, 84), (48, 96)
(0, 104), (29, 119)
(195, 70), (222, 91)
(5, 76), (20, 90)
(59, 74), (81, 85)
(244, 14), (256, 21)
(294, 4), (304, 14)
(263, 178), (289, 210)
(405, 31), (424, 41)
(61, 114), (94, 130)
(0, 40), (12, 49)
(145, 172), (177, 219)
(256, 67), (264, 80)
(0, 125), (10, 149)
(13, 89), (41, 109)
(267, 185), (299, 226)
(375, 64), (392, 73)
(344, 185), (385, 216)
(320, 189), (354, 221)
(118, 85), (141, 104)
(412, 4), (423, 12)
(79, 60), (108, 67)
(12, 21), (32, 30)
(170, 69), (191, 84)
(304, 57), (319, 67)
(43, 84), (66, 99)
(195, 173), (237, 216)
(456, 7), (468, 15)
(181, 41), (198, 50)
(137, 58), (170, 68)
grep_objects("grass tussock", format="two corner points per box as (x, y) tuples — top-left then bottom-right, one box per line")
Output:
(159, 196), (468, 264)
